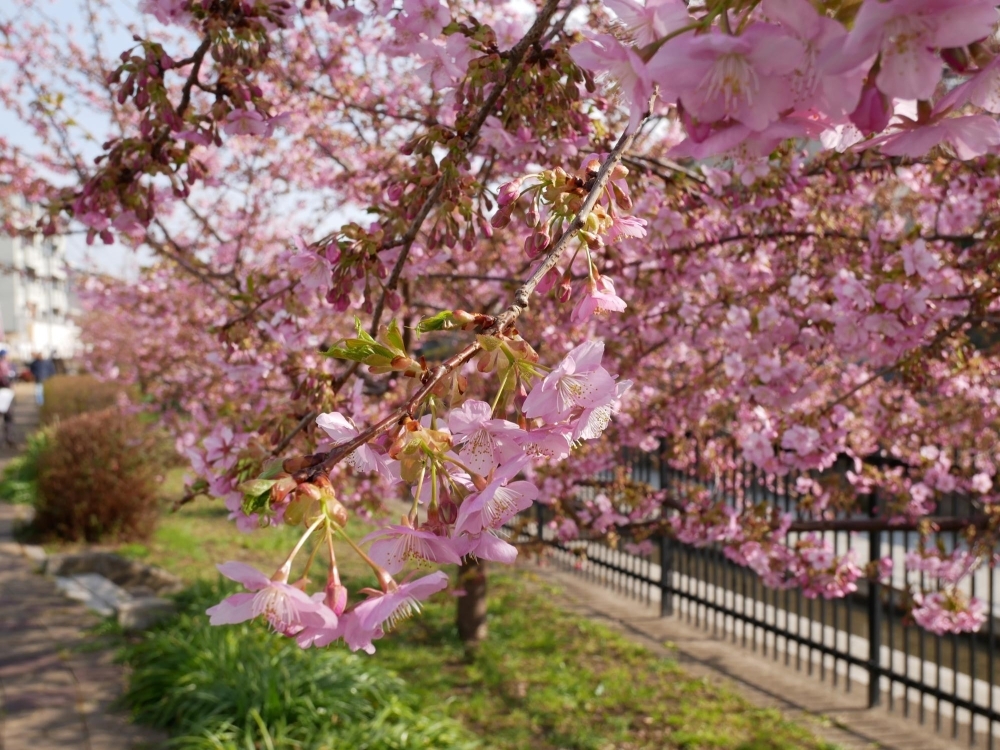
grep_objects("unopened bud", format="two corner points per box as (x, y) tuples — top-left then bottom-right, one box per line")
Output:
(496, 177), (523, 208)
(438, 499), (459, 525)
(470, 473), (489, 492)
(326, 497), (349, 527)
(490, 202), (514, 229)
(325, 579), (348, 615)
(941, 47), (970, 73)
(557, 277), (573, 303)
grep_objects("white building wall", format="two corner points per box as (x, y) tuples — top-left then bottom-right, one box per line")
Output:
(0, 230), (80, 362)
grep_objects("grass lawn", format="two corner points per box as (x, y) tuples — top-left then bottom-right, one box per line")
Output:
(75, 468), (838, 749)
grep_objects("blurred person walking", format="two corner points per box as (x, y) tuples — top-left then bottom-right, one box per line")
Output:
(0, 349), (14, 447)
(28, 352), (55, 406)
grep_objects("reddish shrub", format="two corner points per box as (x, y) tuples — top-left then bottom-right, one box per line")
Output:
(40, 375), (124, 425)
(34, 408), (163, 542)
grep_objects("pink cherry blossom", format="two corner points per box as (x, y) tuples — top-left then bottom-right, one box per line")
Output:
(570, 34), (652, 133)
(518, 424), (574, 461)
(912, 591), (987, 635)
(140, 0), (190, 26)
(743, 431), (775, 466)
(454, 455), (538, 536)
(288, 251), (331, 293)
(571, 274), (628, 323)
(206, 562), (328, 633)
(353, 570), (450, 633)
(781, 425), (820, 457)
(316, 412), (399, 481)
(649, 24), (805, 132)
(463, 531), (519, 564)
(761, 0), (865, 115)
(900, 239), (940, 279)
(523, 340), (616, 420)
(971, 473), (994, 494)
(363, 524), (464, 574)
(875, 115), (1000, 161)
(397, 0), (451, 39)
(448, 400), (526, 477)
(223, 109), (270, 137)
(572, 380), (632, 442)
(604, 0), (690, 47)
(832, 0), (997, 101)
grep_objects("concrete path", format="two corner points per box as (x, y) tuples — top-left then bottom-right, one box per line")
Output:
(0, 385), (163, 750)
(530, 555), (985, 750)
(0, 383), (38, 465)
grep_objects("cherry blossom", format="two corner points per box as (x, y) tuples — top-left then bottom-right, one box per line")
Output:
(206, 562), (329, 633)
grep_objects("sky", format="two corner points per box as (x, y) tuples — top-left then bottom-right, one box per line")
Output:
(1, 1), (158, 279)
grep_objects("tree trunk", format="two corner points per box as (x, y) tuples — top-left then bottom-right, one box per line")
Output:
(456, 557), (488, 659)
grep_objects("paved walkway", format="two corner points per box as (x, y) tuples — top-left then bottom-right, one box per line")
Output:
(0, 385), (162, 750)
(530, 556), (985, 750)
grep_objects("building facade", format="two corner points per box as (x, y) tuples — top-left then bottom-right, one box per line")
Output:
(0, 231), (79, 361)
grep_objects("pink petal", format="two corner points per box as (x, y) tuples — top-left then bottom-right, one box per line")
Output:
(216, 561), (270, 590)
(206, 593), (256, 625)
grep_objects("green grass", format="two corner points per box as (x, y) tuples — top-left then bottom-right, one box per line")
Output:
(351, 570), (836, 750)
(120, 580), (477, 750)
(0, 428), (51, 504)
(100, 485), (839, 750)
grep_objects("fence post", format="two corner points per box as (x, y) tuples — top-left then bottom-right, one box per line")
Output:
(867, 494), (883, 708)
(658, 438), (673, 617)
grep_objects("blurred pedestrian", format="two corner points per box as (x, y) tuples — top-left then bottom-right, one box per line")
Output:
(0, 349), (14, 447)
(28, 352), (55, 406)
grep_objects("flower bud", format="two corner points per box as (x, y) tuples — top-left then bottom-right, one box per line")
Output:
(326, 497), (349, 527)
(941, 47), (970, 73)
(557, 277), (573, 303)
(490, 202), (514, 229)
(438, 499), (459, 525)
(496, 177), (523, 208)
(849, 84), (891, 136)
(526, 201), (540, 228)
(536, 266), (560, 295)
(325, 579), (348, 615)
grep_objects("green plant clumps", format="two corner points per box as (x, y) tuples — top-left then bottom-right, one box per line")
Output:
(0, 428), (51, 504)
(33, 407), (165, 541)
(39, 374), (124, 425)
(122, 581), (477, 750)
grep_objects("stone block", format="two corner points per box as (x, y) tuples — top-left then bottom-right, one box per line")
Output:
(21, 544), (46, 569)
(55, 574), (133, 617)
(116, 596), (176, 631)
(45, 551), (184, 595)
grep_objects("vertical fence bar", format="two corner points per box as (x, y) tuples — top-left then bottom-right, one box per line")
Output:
(868, 494), (883, 708)
(660, 532), (673, 617)
(658, 438), (673, 617)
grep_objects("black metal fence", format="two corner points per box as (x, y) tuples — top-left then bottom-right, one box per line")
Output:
(517, 444), (1000, 748)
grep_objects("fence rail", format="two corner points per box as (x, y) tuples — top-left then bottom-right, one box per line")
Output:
(516, 443), (1000, 748)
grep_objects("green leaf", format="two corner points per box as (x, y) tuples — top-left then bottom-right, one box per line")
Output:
(241, 488), (272, 516)
(236, 478), (277, 497)
(416, 311), (456, 334)
(384, 319), (405, 353)
(258, 458), (285, 480)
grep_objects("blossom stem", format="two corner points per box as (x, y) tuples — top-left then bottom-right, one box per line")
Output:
(411, 463), (427, 521)
(490, 368), (511, 415)
(275, 515), (325, 580)
(336, 525), (394, 592)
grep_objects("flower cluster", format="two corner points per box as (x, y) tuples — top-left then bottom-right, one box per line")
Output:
(572, 0), (1000, 166)
(205, 338), (631, 651)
